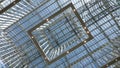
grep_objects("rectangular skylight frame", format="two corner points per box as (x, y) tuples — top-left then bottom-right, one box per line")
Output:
(28, 3), (93, 64)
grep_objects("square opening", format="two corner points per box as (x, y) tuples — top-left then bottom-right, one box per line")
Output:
(28, 3), (93, 64)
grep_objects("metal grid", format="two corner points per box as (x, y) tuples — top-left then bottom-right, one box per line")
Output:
(0, 32), (28, 68)
(0, 0), (20, 14)
(0, 0), (120, 68)
(0, 0), (48, 30)
(28, 3), (93, 64)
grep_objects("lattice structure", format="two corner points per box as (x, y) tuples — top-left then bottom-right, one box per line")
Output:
(0, 32), (28, 68)
(28, 3), (93, 64)
(0, 0), (120, 68)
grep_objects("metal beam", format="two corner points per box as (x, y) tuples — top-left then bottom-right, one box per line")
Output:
(28, 3), (93, 64)
(0, 0), (21, 14)
(101, 57), (120, 68)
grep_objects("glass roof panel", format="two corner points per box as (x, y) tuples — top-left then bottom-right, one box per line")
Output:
(0, 0), (120, 68)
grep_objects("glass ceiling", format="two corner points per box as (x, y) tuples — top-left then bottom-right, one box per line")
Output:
(0, 0), (120, 68)
(0, 0), (48, 30)
(0, 0), (91, 30)
(29, 4), (93, 63)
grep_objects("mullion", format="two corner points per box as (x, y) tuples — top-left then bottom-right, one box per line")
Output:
(85, 2), (119, 67)
(59, 31), (75, 44)
(55, 20), (75, 42)
(47, 28), (60, 47)
(47, 18), (85, 45)
(52, 22), (69, 45)
(49, 29), (75, 48)
(50, 18), (66, 31)
(62, 13), (79, 38)
(58, 25), (73, 44)
(66, 17), (82, 34)
(45, 19), (67, 47)
(52, 19), (67, 38)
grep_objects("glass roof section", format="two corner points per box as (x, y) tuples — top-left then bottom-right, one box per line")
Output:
(0, 0), (91, 31)
(28, 3), (93, 63)
(0, 0), (48, 30)
(0, 0), (15, 10)
(0, 0), (120, 68)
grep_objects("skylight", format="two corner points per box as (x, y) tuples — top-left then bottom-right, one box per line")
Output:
(28, 3), (93, 64)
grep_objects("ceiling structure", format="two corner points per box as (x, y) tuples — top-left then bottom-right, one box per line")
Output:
(0, 0), (120, 68)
